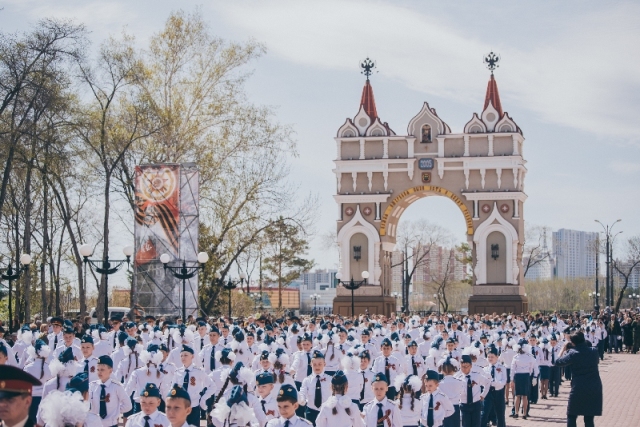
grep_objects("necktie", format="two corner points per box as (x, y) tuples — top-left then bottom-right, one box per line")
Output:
(159, 364), (165, 374)
(307, 353), (312, 376)
(201, 338), (204, 349)
(360, 371), (366, 400)
(376, 403), (384, 427)
(491, 365), (495, 380)
(143, 415), (150, 427)
(113, 334), (116, 347)
(183, 369), (190, 391)
(385, 358), (390, 383)
(99, 384), (107, 419)
(261, 399), (266, 413)
(552, 348), (555, 364)
(314, 375), (322, 408)
(84, 360), (89, 374)
(427, 394), (434, 427)
(466, 375), (473, 404)
(284, 420), (290, 427)
(210, 348), (216, 371)
(54, 335), (58, 348)
(412, 356), (417, 376)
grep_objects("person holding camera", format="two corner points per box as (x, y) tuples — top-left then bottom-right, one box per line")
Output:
(555, 331), (602, 427)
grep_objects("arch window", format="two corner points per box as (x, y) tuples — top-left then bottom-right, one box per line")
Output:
(421, 124), (432, 143)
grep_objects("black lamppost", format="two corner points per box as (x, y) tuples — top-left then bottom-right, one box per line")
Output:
(588, 292), (601, 311)
(214, 272), (246, 319)
(335, 271), (369, 317)
(595, 219), (621, 307)
(310, 293), (320, 315)
(160, 252), (209, 321)
(628, 293), (639, 309)
(250, 292), (261, 311)
(1, 254), (31, 333)
(80, 244), (133, 326)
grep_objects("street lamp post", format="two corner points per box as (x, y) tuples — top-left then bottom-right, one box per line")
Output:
(335, 271), (369, 317)
(310, 293), (320, 316)
(433, 293), (440, 315)
(160, 252), (209, 321)
(595, 219), (621, 307)
(250, 292), (261, 311)
(628, 293), (639, 309)
(588, 292), (601, 311)
(0, 254), (31, 333)
(80, 244), (133, 326)
(214, 273), (246, 319)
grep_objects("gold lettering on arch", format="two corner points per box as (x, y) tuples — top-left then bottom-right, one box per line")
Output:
(379, 185), (474, 236)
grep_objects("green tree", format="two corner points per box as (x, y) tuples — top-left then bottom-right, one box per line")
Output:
(262, 218), (314, 309)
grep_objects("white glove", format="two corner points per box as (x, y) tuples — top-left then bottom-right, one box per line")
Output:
(532, 377), (538, 386)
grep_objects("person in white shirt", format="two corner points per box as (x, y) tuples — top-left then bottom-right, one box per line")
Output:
(371, 338), (402, 400)
(393, 373), (423, 427)
(93, 327), (114, 358)
(498, 339), (516, 406)
(404, 341), (426, 378)
(361, 372), (402, 427)
(88, 355), (133, 427)
(164, 384), (194, 427)
(455, 353), (490, 427)
(255, 372), (279, 424)
(265, 384), (312, 427)
(315, 370), (363, 427)
(298, 350), (332, 425)
(77, 335), (100, 383)
(171, 345), (214, 426)
(510, 339), (538, 420)
(23, 339), (52, 423)
(52, 325), (83, 361)
(420, 370), (455, 427)
(125, 383), (170, 427)
(548, 334), (563, 398)
(436, 357), (464, 427)
(357, 350), (376, 410)
(481, 347), (507, 427)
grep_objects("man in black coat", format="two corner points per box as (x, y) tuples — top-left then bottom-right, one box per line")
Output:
(556, 331), (602, 427)
(607, 314), (621, 354)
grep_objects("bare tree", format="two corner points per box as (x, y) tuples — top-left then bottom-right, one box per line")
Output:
(522, 224), (552, 278)
(391, 219), (451, 312)
(613, 236), (640, 313)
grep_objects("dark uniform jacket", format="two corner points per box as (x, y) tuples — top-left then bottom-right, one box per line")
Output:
(556, 343), (602, 416)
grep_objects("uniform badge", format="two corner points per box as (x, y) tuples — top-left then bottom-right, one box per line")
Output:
(171, 389), (177, 396)
(90, 366), (95, 373)
(496, 368), (501, 373)
(190, 377), (196, 386)
(105, 393), (111, 403)
(266, 410), (276, 416)
(144, 391), (149, 396)
(434, 401), (441, 410)
(279, 390), (284, 396)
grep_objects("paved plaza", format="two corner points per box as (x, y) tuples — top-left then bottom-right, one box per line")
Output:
(506, 352), (639, 427)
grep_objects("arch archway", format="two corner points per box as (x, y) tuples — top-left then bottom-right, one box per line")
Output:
(333, 74), (528, 315)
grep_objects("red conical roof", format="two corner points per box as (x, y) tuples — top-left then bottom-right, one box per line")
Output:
(483, 74), (503, 117)
(360, 80), (378, 121)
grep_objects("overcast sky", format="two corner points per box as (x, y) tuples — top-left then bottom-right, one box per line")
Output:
(2, 1), (639, 273)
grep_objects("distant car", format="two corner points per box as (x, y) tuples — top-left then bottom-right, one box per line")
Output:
(89, 306), (134, 324)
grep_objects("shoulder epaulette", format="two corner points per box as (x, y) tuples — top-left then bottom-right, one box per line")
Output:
(300, 419), (313, 425)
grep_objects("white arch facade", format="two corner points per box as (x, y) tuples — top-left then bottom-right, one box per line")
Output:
(336, 206), (381, 284)
(473, 202), (520, 285)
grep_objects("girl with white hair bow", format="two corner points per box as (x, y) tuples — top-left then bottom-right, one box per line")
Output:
(124, 344), (170, 411)
(213, 363), (267, 427)
(340, 352), (363, 405)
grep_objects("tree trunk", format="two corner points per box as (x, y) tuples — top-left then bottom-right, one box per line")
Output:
(41, 168), (49, 320)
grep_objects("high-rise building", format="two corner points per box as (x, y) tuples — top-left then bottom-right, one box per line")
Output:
(552, 229), (598, 279)
(299, 269), (337, 290)
(523, 229), (553, 281)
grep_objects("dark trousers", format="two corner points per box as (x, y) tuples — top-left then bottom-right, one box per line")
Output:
(549, 366), (561, 396)
(564, 365), (572, 380)
(597, 340), (605, 360)
(187, 406), (201, 427)
(305, 407), (319, 425)
(481, 388), (505, 427)
(567, 414), (595, 427)
(609, 334), (618, 353)
(443, 405), (460, 427)
(294, 381), (306, 418)
(460, 400), (482, 427)
(29, 396), (41, 424)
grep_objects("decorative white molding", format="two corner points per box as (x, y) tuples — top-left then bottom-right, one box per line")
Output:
(488, 135), (494, 157)
(333, 194), (391, 204)
(359, 138), (365, 160)
(464, 135), (470, 157)
(336, 119), (359, 139)
(406, 102), (449, 136)
(353, 105), (371, 136)
(407, 137), (415, 158)
(496, 168), (502, 189)
(383, 138), (389, 159)
(464, 113), (487, 134)
(461, 191), (528, 203)
(437, 137), (445, 158)
(352, 172), (357, 192)
(367, 171), (373, 191)
(481, 101), (500, 132)
(473, 202), (519, 285)
(480, 168), (486, 189)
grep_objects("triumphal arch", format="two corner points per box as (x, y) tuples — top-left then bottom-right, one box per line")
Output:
(332, 55), (528, 316)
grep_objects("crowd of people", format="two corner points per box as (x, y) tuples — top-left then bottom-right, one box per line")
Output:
(0, 307), (630, 427)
